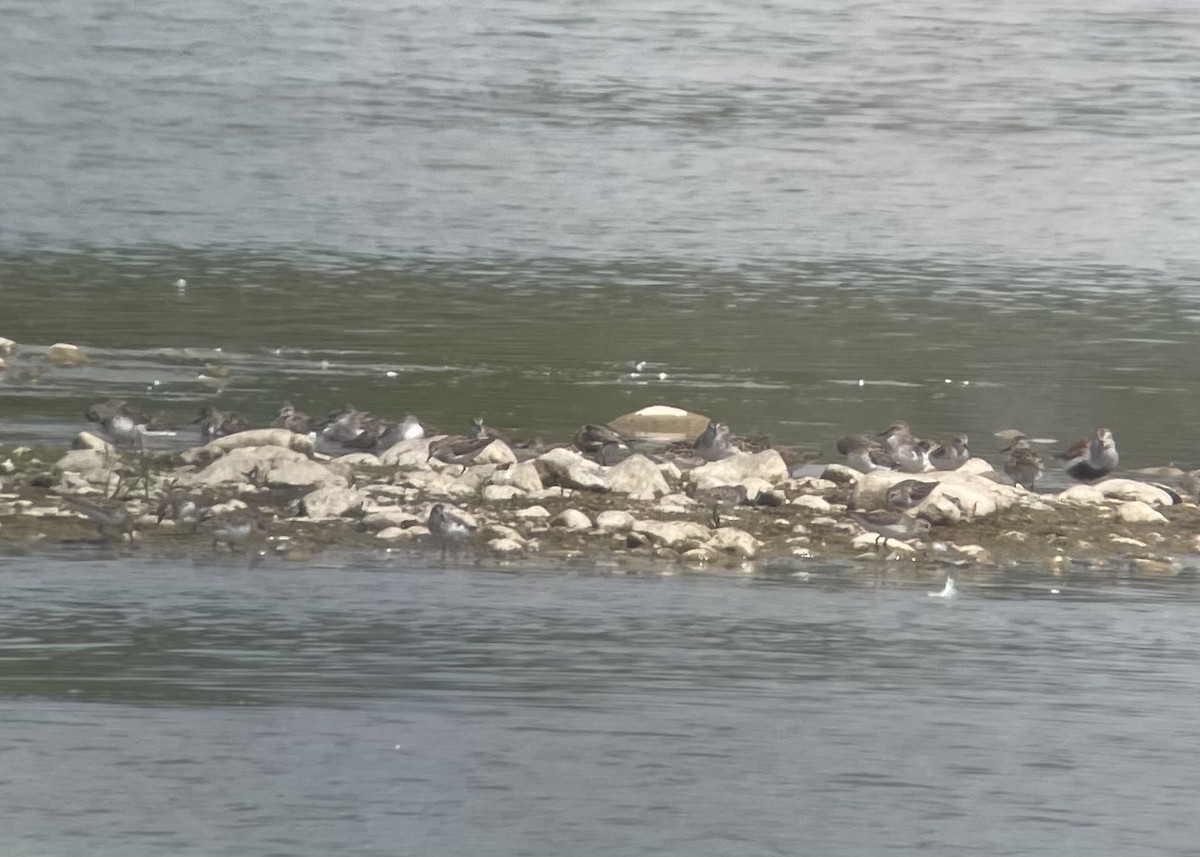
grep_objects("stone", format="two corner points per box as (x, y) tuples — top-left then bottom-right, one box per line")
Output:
(488, 537), (525, 555)
(707, 527), (761, 558)
(378, 438), (433, 468)
(535, 447), (611, 492)
(680, 547), (718, 564)
(334, 452), (383, 469)
(399, 470), (459, 497)
(472, 440), (518, 466)
(653, 493), (696, 515)
(491, 460), (543, 493)
(299, 486), (366, 520)
(53, 449), (119, 486)
(786, 476), (838, 496)
(552, 508), (593, 530)
(854, 469), (1020, 523)
(595, 510), (636, 533)
(179, 428), (314, 465)
(484, 524), (525, 543)
(958, 457), (998, 476)
(1094, 478), (1177, 507)
(482, 484), (525, 502)
(607, 454), (671, 500)
(792, 495), (833, 513)
(820, 464), (862, 485)
(73, 432), (115, 453)
(851, 532), (917, 554)
(0, 337), (17, 357)
(377, 525), (426, 541)
(1116, 501), (1168, 524)
(631, 519), (712, 548)
(607, 404), (711, 443)
(1054, 485), (1107, 506)
(185, 445), (345, 490)
(47, 342), (88, 367)
(363, 508), (421, 531)
(514, 505), (551, 519)
(689, 450), (789, 487)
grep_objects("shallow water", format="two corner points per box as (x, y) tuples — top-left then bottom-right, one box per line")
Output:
(2, 2), (1199, 852)
(0, 0), (1198, 466)
(1, 555), (1198, 855)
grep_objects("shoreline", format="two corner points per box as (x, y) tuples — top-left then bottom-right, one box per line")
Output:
(1, 425), (1197, 577)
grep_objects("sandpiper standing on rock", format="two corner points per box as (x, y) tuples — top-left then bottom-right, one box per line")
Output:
(427, 503), (474, 558)
(1002, 435), (1044, 490)
(194, 407), (250, 442)
(837, 435), (895, 472)
(931, 435), (970, 471)
(271, 402), (310, 434)
(884, 479), (937, 511)
(1056, 427), (1119, 481)
(693, 420), (736, 461)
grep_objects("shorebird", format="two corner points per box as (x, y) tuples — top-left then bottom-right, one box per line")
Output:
(837, 435), (895, 473)
(271, 402), (310, 434)
(893, 438), (935, 473)
(930, 435), (970, 471)
(847, 510), (932, 543)
(877, 421), (918, 456)
(574, 424), (630, 463)
(86, 399), (172, 449)
(205, 510), (260, 551)
(471, 416), (507, 443)
(193, 406), (250, 442)
(398, 414), (426, 441)
(427, 503), (474, 558)
(317, 405), (376, 445)
(884, 479), (937, 511)
(60, 494), (135, 541)
(1056, 427), (1119, 481)
(928, 577), (957, 598)
(1002, 435), (1044, 490)
(155, 489), (212, 531)
(693, 420), (736, 461)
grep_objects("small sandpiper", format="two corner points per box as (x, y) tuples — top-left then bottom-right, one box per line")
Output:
(60, 494), (135, 541)
(693, 420), (736, 462)
(398, 414), (426, 441)
(156, 489), (213, 531)
(893, 438), (934, 473)
(1056, 427), (1119, 481)
(194, 406), (250, 442)
(427, 503), (475, 558)
(877, 421), (919, 456)
(884, 479), (937, 511)
(837, 435), (896, 472)
(930, 434), (970, 471)
(86, 399), (172, 449)
(574, 424), (630, 463)
(847, 509), (932, 543)
(1002, 435), (1044, 490)
(471, 416), (508, 443)
(271, 402), (310, 434)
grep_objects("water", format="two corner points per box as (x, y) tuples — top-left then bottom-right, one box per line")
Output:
(2, 2), (1199, 852)
(1, 556), (1198, 855)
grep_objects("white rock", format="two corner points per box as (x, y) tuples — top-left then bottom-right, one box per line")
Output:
(595, 510), (636, 533)
(707, 527), (761, 558)
(607, 454), (671, 500)
(820, 464), (861, 485)
(1054, 485), (1107, 506)
(535, 447), (611, 492)
(377, 437), (433, 468)
(1095, 478), (1177, 507)
(472, 440), (518, 466)
(958, 457), (998, 476)
(791, 495), (833, 513)
(631, 519), (712, 547)
(482, 484), (525, 502)
(513, 505), (551, 519)
(47, 342), (88, 367)
(552, 508), (593, 530)
(786, 476), (838, 496)
(334, 452), (383, 469)
(399, 470), (459, 497)
(180, 428), (314, 464)
(855, 469), (1019, 523)
(488, 537), (525, 554)
(299, 486), (366, 520)
(851, 532), (916, 554)
(689, 450), (789, 487)
(363, 508), (421, 530)
(1116, 501), (1168, 524)
(185, 445), (345, 490)
(53, 449), (119, 485)
(73, 431), (116, 453)
(485, 524), (525, 543)
(491, 460), (544, 493)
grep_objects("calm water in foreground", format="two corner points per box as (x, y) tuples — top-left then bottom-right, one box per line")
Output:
(1, 555), (1198, 856)
(2, 0), (1199, 853)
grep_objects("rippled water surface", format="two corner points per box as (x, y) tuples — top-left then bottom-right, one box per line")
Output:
(2, 557), (1199, 856)
(2, 1), (1199, 852)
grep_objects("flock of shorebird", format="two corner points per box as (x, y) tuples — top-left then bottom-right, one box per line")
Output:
(63, 397), (1129, 556)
